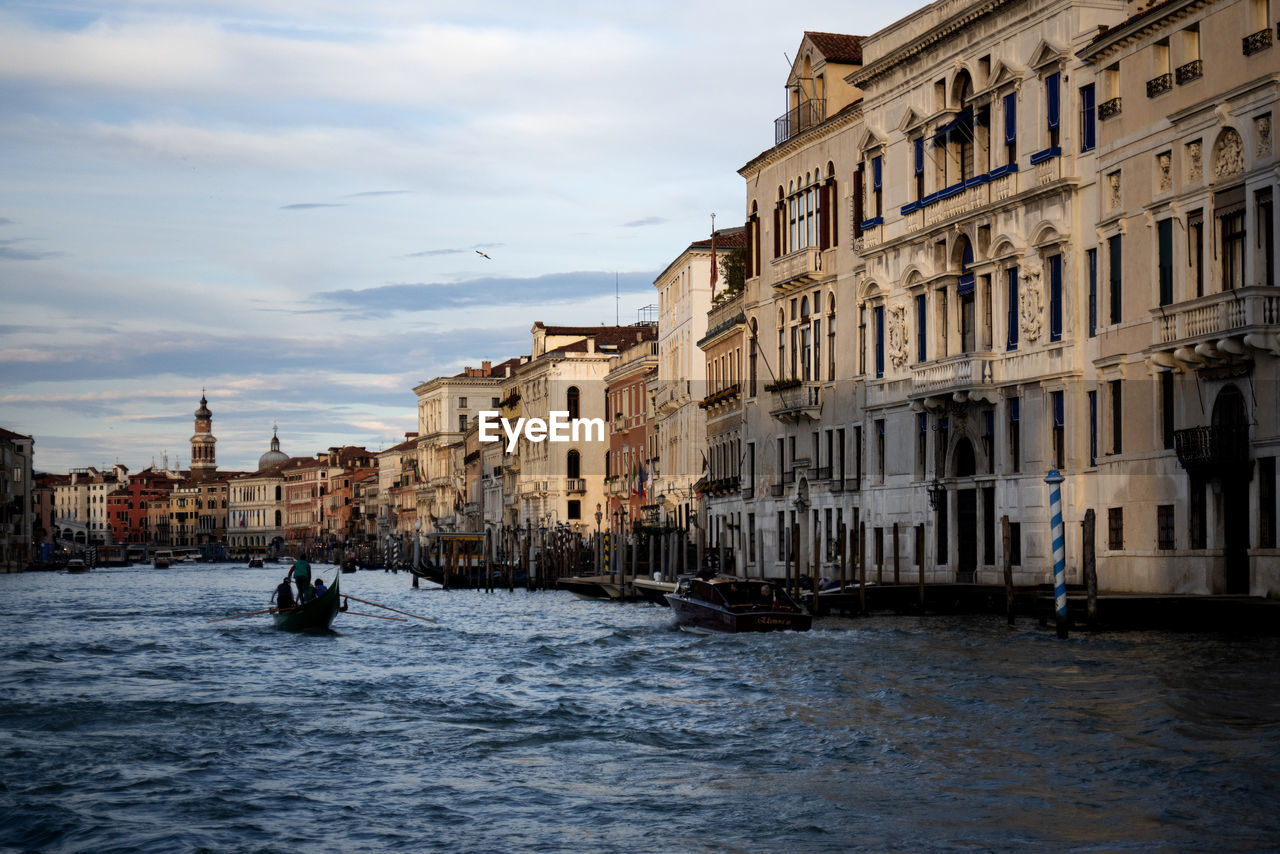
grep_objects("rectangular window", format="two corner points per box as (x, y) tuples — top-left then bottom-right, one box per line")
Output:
(983, 487), (996, 565)
(915, 293), (927, 363)
(1051, 390), (1065, 470)
(914, 137), (925, 200)
(748, 514), (756, 562)
(1258, 189), (1274, 287)
(837, 428), (846, 482)
(983, 409), (995, 474)
(1160, 371), (1175, 450)
(1222, 210), (1246, 290)
(1261, 457), (1277, 549)
(1110, 379), (1123, 454)
(1008, 397), (1021, 473)
(1108, 506), (1124, 550)
(567, 500), (581, 520)
(458, 414), (467, 432)
(1088, 389), (1098, 467)
(1006, 266), (1019, 351)
(1087, 248), (1098, 337)
(777, 510), (787, 561)
(1108, 234), (1123, 324)
(1009, 522), (1022, 566)
(1158, 218), (1174, 306)
(458, 397), (468, 409)
(876, 419), (886, 481)
(1188, 210), (1205, 297)
(1157, 505), (1175, 550)
(1190, 476), (1207, 549)
(1080, 83), (1096, 152)
(874, 305), (885, 378)
(1048, 254), (1062, 342)
(1045, 72), (1060, 147)
(1003, 92), (1017, 164)
(872, 155), (883, 217)
(917, 412), (928, 480)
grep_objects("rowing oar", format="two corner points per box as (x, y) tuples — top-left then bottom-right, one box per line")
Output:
(341, 595), (438, 624)
(343, 611), (407, 622)
(206, 606), (290, 623)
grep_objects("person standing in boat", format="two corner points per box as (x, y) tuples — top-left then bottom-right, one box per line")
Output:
(291, 554), (312, 601)
(271, 575), (295, 610)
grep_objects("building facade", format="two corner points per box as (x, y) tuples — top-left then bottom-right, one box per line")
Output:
(0, 427), (34, 572)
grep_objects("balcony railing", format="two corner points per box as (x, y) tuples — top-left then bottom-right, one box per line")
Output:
(1175, 59), (1203, 84)
(653, 380), (691, 415)
(1099, 97), (1122, 120)
(770, 246), (823, 291)
(910, 354), (997, 399)
(1153, 287), (1280, 348)
(775, 98), (826, 144)
(1146, 73), (1173, 98)
(1244, 27), (1273, 55)
(567, 478), (586, 494)
(1174, 425), (1250, 474)
(768, 381), (823, 423)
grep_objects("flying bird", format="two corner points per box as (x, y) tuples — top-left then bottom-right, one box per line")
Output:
(475, 250), (491, 259)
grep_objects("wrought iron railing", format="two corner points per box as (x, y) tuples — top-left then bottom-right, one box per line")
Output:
(775, 99), (826, 144)
(1174, 425), (1250, 472)
(1243, 28), (1273, 55)
(1099, 97), (1122, 120)
(1146, 73), (1173, 98)
(1175, 59), (1203, 84)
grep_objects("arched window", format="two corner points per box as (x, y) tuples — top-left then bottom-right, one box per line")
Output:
(827, 295), (836, 379)
(567, 449), (581, 480)
(749, 319), (758, 396)
(566, 386), (580, 420)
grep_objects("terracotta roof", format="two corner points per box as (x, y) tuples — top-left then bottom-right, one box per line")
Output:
(0, 427), (32, 441)
(804, 32), (864, 64)
(690, 225), (748, 251)
(542, 325), (658, 357)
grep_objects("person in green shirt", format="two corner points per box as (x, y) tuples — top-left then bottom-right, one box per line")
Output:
(292, 554), (312, 601)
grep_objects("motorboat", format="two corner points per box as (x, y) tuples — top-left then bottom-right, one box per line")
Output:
(665, 577), (812, 633)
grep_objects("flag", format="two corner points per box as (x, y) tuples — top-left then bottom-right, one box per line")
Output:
(631, 462), (639, 496)
(638, 463), (648, 500)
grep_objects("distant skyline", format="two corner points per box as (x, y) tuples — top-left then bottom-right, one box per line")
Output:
(0, 0), (917, 472)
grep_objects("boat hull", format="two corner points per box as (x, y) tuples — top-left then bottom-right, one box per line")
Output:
(273, 576), (341, 632)
(665, 593), (812, 633)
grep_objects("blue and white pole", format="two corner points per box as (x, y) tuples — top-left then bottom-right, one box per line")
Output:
(1045, 468), (1068, 638)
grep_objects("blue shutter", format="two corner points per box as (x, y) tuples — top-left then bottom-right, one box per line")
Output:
(875, 305), (885, 378)
(1046, 73), (1060, 130)
(914, 137), (924, 175)
(916, 293), (927, 363)
(1088, 390), (1097, 467)
(1087, 248), (1097, 338)
(1004, 92), (1017, 144)
(1049, 254), (1062, 342)
(872, 155), (882, 190)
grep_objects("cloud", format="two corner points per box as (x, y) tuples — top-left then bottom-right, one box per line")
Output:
(0, 239), (61, 260)
(344, 189), (413, 198)
(312, 270), (657, 316)
(405, 248), (467, 257)
(0, 217), (13, 226)
(624, 216), (666, 227)
(279, 202), (347, 210)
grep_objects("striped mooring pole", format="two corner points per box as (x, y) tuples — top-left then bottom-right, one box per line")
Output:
(1045, 468), (1068, 639)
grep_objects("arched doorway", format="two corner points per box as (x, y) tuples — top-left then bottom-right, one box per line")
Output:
(953, 438), (978, 582)
(1213, 385), (1251, 593)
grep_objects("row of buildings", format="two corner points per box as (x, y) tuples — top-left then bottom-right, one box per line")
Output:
(5, 0), (1278, 595)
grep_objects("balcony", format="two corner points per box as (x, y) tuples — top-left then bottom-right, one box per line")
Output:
(1175, 59), (1203, 84)
(767, 381), (822, 423)
(1146, 73), (1173, 98)
(909, 353), (997, 404)
(770, 247), (824, 292)
(775, 98), (826, 145)
(1243, 27), (1272, 55)
(1174, 425), (1250, 475)
(653, 379), (691, 415)
(1099, 97), (1122, 120)
(1151, 287), (1280, 365)
(698, 383), (741, 410)
(567, 478), (586, 494)
(769, 483), (785, 498)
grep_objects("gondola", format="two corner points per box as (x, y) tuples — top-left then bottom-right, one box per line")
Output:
(273, 575), (343, 632)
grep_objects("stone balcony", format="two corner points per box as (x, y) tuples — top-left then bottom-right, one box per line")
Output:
(566, 478), (586, 494)
(1150, 287), (1280, 368)
(653, 379), (691, 416)
(770, 247), (824, 293)
(767, 381), (822, 422)
(909, 353), (998, 405)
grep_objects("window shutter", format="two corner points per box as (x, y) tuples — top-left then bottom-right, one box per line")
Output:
(1046, 73), (1060, 130)
(872, 156), (882, 191)
(818, 182), (829, 251)
(914, 138), (924, 176)
(1004, 93), (1017, 144)
(853, 166), (864, 238)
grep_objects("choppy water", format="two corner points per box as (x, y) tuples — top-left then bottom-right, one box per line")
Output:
(2, 564), (1279, 853)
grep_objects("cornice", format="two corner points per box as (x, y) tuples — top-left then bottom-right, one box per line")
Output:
(739, 104), (864, 178)
(1080, 0), (1212, 64)
(845, 0), (1013, 89)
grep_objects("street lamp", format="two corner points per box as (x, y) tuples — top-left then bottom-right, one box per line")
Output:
(928, 478), (946, 510)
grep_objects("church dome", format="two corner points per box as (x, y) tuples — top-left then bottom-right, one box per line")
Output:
(195, 394), (212, 419)
(258, 428), (288, 470)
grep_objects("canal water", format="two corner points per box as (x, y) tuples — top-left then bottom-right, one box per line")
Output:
(1, 564), (1278, 853)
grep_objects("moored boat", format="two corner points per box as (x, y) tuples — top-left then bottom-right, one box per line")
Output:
(665, 577), (812, 633)
(65, 558), (89, 574)
(273, 575), (342, 632)
(153, 557), (172, 569)
(633, 575), (678, 606)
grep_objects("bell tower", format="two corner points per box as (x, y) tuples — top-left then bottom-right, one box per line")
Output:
(190, 390), (217, 481)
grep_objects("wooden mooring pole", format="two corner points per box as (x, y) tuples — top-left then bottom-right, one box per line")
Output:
(1083, 508), (1098, 629)
(1002, 515), (1014, 626)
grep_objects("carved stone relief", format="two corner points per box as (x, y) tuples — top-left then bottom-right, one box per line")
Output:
(1107, 171), (1121, 210)
(1213, 128), (1244, 179)
(1020, 264), (1043, 343)
(1256, 114), (1273, 160)
(888, 305), (908, 368)
(1156, 151), (1172, 193)
(1186, 140), (1203, 183)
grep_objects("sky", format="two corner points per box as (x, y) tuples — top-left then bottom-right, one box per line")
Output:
(0, 0), (916, 473)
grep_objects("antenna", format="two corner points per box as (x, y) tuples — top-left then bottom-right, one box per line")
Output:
(615, 272), (620, 326)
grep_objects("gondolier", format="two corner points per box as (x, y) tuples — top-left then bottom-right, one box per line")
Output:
(291, 554), (312, 601)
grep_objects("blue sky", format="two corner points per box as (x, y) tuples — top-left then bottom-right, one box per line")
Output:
(0, 0), (913, 472)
